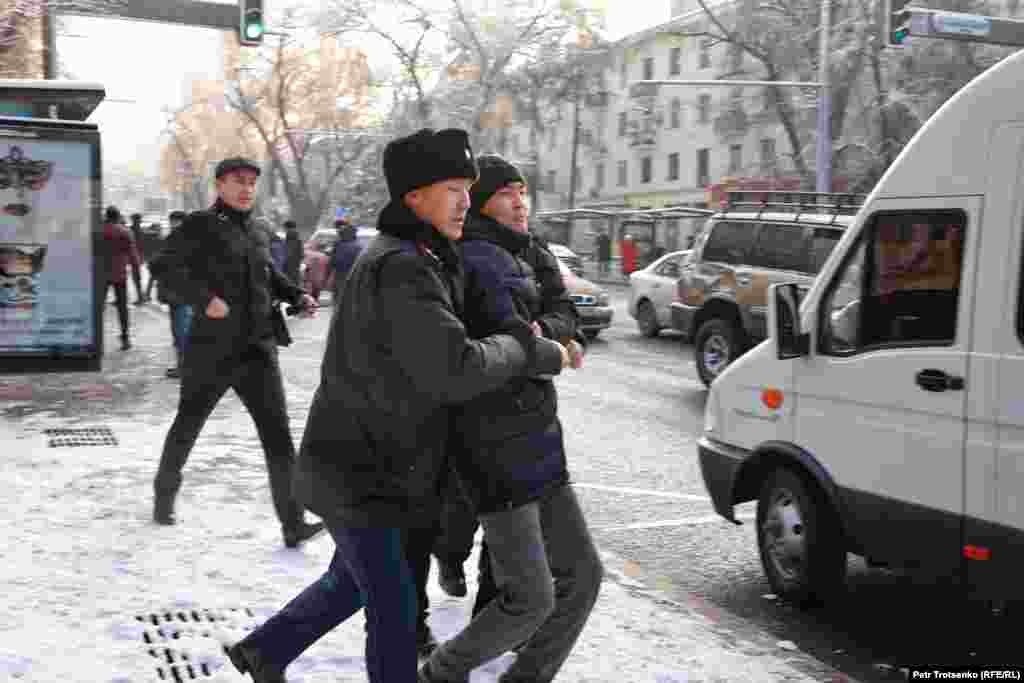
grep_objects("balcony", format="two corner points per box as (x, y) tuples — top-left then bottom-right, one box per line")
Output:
(713, 106), (749, 141)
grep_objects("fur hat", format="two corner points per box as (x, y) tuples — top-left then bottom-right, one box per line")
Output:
(383, 128), (478, 200)
(470, 154), (526, 215)
(215, 157), (261, 179)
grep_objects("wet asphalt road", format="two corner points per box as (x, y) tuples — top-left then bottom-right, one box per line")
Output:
(5, 289), (1024, 682)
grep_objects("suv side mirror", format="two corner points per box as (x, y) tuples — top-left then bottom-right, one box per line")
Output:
(768, 282), (809, 359)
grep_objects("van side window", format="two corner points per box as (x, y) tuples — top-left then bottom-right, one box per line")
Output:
(701, 221), (751, 264)
(820, 210), (966, 354)
(751, 223), (808, 271)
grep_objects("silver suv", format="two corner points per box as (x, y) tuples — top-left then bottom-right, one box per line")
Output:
(671, 191), (862, 386)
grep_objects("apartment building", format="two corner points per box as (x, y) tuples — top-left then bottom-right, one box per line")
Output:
(512, 0), (825, 254)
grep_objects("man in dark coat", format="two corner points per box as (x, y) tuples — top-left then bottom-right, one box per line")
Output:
(149, 210), (192, 378)
(327, 219), (362, 301)
(151, 157), (322, 551)
(128, 213), (149, 304)
(283, 219), (302, 285)
(225, 129), (568, 683)
(595, 230), (612, 276)
(419, 155), (601, 683)
(101, 206), (141, 351)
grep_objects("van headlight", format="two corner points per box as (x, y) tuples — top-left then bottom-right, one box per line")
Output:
(704, 386), (721, 436)
(596, 291), (610, 306)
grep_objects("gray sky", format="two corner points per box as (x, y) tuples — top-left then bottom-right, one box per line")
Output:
(56, 0), (667, 174)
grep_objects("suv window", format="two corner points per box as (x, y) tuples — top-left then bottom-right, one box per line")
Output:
(701, 221), (752, 264)
(809, 227), (841, 273)
(751, 223), (808, 271)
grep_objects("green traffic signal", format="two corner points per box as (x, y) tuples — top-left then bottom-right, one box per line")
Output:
(893, 23), (910, 44)
(245, 20), (263, 40)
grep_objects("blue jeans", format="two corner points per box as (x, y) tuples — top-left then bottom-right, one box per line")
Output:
(169, 304), (193, 354)
(238, 524), (418, 682)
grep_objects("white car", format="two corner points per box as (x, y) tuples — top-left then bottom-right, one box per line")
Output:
(627, 250), (691, 337)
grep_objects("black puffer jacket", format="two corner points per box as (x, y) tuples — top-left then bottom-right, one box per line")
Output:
(453, 214), (581, 514)
(152, 200), (306, 363)
(292, 201), (565, 528)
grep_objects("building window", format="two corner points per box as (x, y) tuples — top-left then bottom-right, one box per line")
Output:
(575, 166), (582, 191)
(669, 47), (682, 76)
(698, 94), (711, 123)
(699, 39), (711, 69)
(670, 98), (681, 129)
(729, 144), (742, 174)
(617, 160), (628, 186)
(548, 127), (557, 151)
(641, 156), (653, 183)
(596, 162), (605, 189)
(697, 148), (710, 187)
(547, 170), (557, 192)
(760, 138), (777, 172)
(668, 152), (680, 181)
(643, 57), (654, 81)
(620, 58), (628, 89)
(618, 111), (627, 137)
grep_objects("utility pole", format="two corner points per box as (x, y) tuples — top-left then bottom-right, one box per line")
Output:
(815, 0), (832, 193)
(567, 78), (581, 211)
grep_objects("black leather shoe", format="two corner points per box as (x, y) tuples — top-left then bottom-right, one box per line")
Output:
(283, 521), (326, 549)
(153, 495), (176, 526)
(226, 642), (287, 682)
(121, 337), (132, 351)
(438, 562), (468, 598)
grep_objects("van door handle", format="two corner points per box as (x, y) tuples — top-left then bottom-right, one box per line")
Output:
(915, 369), (965, 392)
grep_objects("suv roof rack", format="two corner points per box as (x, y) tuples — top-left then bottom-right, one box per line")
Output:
(724, 190), (865, 225)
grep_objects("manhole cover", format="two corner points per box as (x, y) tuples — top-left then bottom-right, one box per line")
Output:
(136, 608), (254, 681)
(43, 426), (118, 448)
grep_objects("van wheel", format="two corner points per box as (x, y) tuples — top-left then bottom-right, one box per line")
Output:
(694, 318), (743, 386)
(756, 469), (846, 608)
(636, 301), (661, 337)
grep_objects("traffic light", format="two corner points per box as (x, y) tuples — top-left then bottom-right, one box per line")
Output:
(887, 0), (913, 47)
(239, 0), (264, 46)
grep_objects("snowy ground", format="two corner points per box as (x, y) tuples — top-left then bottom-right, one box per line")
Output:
(0, 401), (840, 683)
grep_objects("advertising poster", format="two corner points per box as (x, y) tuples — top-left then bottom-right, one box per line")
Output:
(0, 138), (95, 355)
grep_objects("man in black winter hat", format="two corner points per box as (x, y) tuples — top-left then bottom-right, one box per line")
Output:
(226, 130), (570, 683)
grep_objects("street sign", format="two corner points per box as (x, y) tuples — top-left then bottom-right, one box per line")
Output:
(933, 12), (991, 37)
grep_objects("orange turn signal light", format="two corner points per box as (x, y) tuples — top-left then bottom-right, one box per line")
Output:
(761, 388), (784, 410)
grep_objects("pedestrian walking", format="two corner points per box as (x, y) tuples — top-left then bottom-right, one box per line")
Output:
(419, 154), (602, 683)
(151, 157), (324, 552)
(595, 230), (612, 277)
(149, 210), (192, 379)
(101, 206), (141, 351)
(620, 233), (638, 277)
(283, 220), (302, 285)
(225, 129), (569, 683)
(325, 219), (362, 302)
(128, 213), (149, 304)
(269, 225), (287, 275)
(142, 223), (162, 302)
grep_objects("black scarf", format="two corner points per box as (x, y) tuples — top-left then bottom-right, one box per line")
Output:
(463, 213), (532, 255)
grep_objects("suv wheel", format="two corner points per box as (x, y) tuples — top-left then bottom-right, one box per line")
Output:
(636, 300), (660, 337)
(694, 318), (744, 387)
(756, 469), (846, 607)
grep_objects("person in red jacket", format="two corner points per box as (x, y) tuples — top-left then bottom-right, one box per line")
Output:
(620, 233), (638, 277)
(102, 206), (141, 350)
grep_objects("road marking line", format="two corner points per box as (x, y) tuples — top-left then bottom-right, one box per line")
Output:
(593, 512), (755, 532)
(573, 482), (709, 502)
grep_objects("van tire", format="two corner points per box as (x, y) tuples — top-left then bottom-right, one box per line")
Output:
(636, 300), (661, 337)
(756, 468), (846, 608)
(695, 318), (743, 387)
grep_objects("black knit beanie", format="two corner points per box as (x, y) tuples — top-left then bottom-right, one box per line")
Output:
(470, 154), (526, 215)
(383, 128), (479, 200)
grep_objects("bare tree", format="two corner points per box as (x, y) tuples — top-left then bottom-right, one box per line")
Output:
(225, 23), (384, 231)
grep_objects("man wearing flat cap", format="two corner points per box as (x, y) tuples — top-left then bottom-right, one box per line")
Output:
(151, 156), (322, 551)
(225, 130), (571, 683)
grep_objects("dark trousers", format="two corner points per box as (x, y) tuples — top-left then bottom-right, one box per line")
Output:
(153, 344), (302, 528)
(426, 486), (603, 683)
(403, 524), (439, 631)
(144, 269), (157, 300)
(239, 523), (418, 683)
(131, 262), (145, 301)
(106, 281), (129, 340)
(434, 465), (477, 568)
(168, 304), (193, 355)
